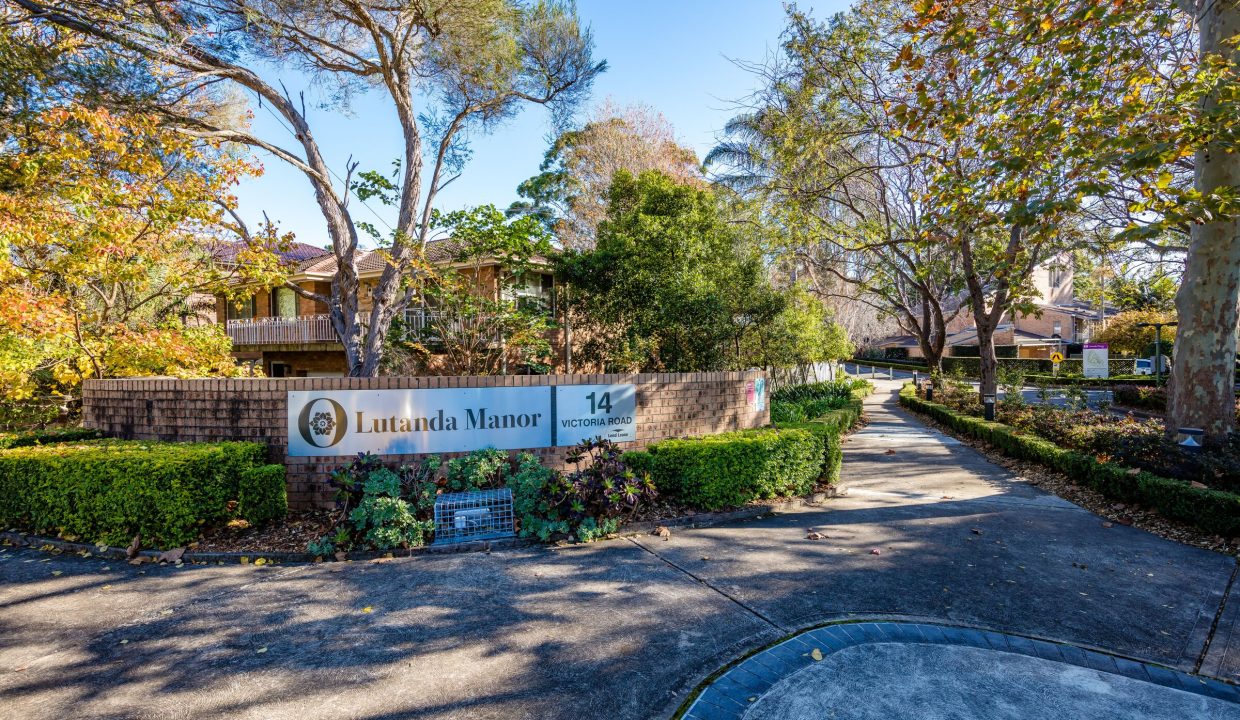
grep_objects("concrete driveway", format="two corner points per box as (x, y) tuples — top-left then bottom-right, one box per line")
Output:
(1, 380), (1236, 719)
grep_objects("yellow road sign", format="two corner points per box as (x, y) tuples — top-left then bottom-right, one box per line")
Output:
(1050, 351), (1064, 363)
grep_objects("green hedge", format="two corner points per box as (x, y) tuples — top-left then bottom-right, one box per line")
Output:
(626, 428), (822, 510)
(898, 384), (1240, 537)
(0, 440), (286, 548)
(0, 428), (102, 450)
(238, 464), (289, 526)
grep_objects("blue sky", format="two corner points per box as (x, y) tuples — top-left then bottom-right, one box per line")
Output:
(232, 1), (849, 247)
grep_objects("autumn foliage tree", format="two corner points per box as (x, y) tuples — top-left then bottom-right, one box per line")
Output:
(0, 21), (272, 407)
(15, 0), (604, 377)
(0, 105), (262, 400)
(509, 101), (702, 249)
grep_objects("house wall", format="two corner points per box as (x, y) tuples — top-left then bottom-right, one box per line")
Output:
(81, 371), (769, 510)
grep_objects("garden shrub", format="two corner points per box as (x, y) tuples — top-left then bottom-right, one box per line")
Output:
(311, 452), (443, 555)
(0, 440), (277, 547)
(510, 440), (656, 543)
(0, 427), (102, 449)
(237, 464), (288, 526)
(445, 448), (513, 492)
(771, 378), (870, 428)
(898, 384), (1240, 537)
(639, 428), (821, 510)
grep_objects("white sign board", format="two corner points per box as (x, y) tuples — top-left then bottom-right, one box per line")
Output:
(287, 384), (637, 457)
(554, 384), (637, 446)
(1083, 343), (1109, 379)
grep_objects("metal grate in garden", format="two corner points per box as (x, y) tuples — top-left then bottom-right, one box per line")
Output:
(433, 488), (515, 545)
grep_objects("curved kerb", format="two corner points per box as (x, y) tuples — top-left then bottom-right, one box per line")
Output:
(678, 621), (1240, 720)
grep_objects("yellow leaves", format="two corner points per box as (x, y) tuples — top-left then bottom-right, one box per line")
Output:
(1155, 171), (1174, 190)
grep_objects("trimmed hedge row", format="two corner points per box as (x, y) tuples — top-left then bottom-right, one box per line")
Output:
(0, 427), (102, 450)
(625, 428), (823, 510)
(898, 384), (1240, 537)
(626, 384), (870, 511)
(0, 440), (287, 548)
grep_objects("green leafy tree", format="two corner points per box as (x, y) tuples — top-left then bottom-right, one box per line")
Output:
(1095, 310), (1178, 357)
(709, 2), (966, 377)
(740, 286), (854, 370)
(556, 170), (775, 372)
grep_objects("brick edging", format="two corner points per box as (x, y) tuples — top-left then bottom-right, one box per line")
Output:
(677, 620), (1240, 719)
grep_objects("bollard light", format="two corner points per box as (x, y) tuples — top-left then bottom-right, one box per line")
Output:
(983, 393), (997, 421)
(925, 385), (934, 402)
(1175, 427), (1204, 452)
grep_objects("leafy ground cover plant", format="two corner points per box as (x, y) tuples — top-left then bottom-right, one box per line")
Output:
(308, 452), (443, 555)
(511, 439), (656, 542)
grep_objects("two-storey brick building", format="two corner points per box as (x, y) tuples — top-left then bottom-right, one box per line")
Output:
(878, 262), (1117, 359)
(213, 239), (562, 377)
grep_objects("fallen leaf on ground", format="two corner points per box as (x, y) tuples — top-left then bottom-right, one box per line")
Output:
(253, 557), (267, 566)
(256, 646), (267, 654)
(971, 528), (983, 535)
(653, 526), (671, 540)
(807, 532), (828, 540)
(361, 606), (373, 614)
(239, 556), (250, 564)
(158, 547), (185, 564)
(884, 449), (896, 455)
(51, 570), (62, 576)
(1102, 522), (1113, 528)
(870, 548), (882, 555)
(810, 648), (823, 661)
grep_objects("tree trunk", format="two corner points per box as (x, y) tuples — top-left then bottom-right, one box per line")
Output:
(974, 313), (999, 403)
(1168, 0), (1240, 443)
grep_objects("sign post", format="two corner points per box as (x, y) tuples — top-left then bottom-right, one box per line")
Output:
(1083, 343), (1109, 380)
(1049, 351), (1064, 378)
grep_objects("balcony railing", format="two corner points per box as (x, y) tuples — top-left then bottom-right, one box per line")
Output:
(402, 308), (501, 344)
(226, 314), (339, 346)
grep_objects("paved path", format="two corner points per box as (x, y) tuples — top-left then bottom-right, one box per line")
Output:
(1, 381), (1238, 719)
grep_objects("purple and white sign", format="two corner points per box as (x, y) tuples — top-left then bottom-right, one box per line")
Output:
(1083, 343), (1109, 379)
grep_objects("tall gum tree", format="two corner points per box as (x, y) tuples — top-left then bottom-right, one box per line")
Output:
(709, 2), (966, 376)
(897, 0), (1209, 401)
(16, 0), (604, 376)
(1170, 0), (1240, 442)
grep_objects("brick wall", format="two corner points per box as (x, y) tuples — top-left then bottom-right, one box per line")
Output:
(82, 372), (769, 509)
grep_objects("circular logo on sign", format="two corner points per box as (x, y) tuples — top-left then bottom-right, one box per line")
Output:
(297, 397), (347, 448)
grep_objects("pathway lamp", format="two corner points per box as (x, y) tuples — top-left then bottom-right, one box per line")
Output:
(1135, 321), (1177, 386)
(983, 393), (997, 421)
(1175, 427), (1204, 453)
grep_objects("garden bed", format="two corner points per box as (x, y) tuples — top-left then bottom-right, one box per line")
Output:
(2, 379), (872, 559)
(898, 384), (1240, 538)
